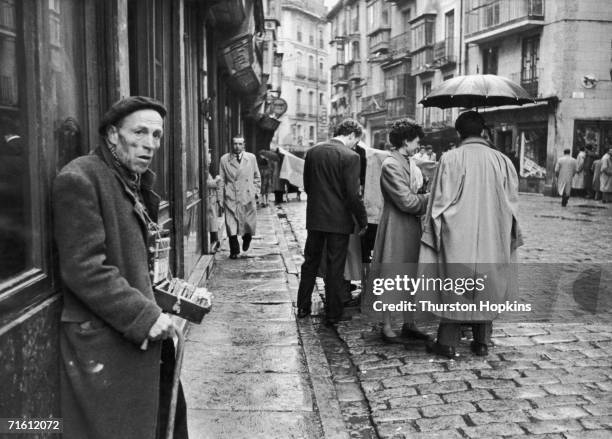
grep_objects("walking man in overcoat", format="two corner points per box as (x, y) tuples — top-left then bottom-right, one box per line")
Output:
(555, 148), (578, 207)
(218, 135), (261, 258)
(296, 119), (368, 325)
(53, 96), (188, 439)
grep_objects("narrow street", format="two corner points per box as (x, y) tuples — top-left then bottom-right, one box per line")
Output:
(182, 194), (611, 438)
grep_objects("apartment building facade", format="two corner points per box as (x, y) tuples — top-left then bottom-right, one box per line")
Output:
(275, 0), (329, 155)
(464, 0), (612, 193)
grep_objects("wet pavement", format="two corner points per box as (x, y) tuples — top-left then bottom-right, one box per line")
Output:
(182, 207), (327, 439)
(279, 193), (612, 438)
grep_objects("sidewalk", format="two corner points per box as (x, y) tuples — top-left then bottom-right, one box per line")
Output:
(181, 206), (349, 439)
(279, 197), (612, 439)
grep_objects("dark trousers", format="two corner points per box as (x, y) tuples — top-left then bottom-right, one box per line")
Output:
(561, 194), (570, 206)
(437, 320), (492, 347)
(360, 223), (378, 263)
(229, 233), (252, 255)
(297, 230), (349, 321)
(157, 338), (188, 439)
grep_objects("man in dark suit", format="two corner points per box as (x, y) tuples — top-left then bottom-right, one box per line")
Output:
(297, 119), (368, 325)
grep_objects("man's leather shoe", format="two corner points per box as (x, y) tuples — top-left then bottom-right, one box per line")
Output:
(426, 341), (458, 359)
(229, 253), (238, 259)
(325, 315), (352, 326)
(382, 332), (410, 345)
(401, 325), (431, 341)
(343, 297), (360, 308)
(470, 341), (488, 356)
(297, 308), (311, 318)
(242, 239), (251, 252)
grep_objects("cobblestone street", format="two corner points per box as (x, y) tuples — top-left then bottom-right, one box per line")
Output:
(279, 193), (612, 439)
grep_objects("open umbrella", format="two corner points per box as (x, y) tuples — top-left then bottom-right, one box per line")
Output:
(420, 74), (535, 109)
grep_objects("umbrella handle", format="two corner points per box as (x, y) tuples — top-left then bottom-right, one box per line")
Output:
(165, 330), (185, 439)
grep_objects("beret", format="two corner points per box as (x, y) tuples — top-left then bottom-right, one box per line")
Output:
(99, 96), (167, 136)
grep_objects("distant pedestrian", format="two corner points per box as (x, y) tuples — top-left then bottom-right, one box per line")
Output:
(368, 119), (430, 344)
(419, 111), (522, 359)
(600, 147), (612, 203)
(206, 151), (221, 251)
(572, 146), (586, 196)
(296, 119), (367, 325)
(256, 151), (272, 207)
(555, 149), (578, 207)
(272, 148), (284, 204)
(424, 145), (437, 161)
(592, 154), (603, 201)
(583, 145), (597, 198)
(218, 135), (261, 259)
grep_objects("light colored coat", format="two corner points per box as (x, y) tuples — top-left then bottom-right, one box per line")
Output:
(601, 152), (612, 193)
(218, 151), (261, 236)
(555, 154), (578, 196)
(363, 151), (428, 317)
(572, 150), (586, 189)
(418, 137), (523, 321)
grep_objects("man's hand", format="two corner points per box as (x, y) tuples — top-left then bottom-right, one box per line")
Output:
(147, 313), (177, 341)
(358, 225), (368, 237)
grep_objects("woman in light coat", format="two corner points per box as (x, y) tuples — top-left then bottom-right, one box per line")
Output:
(368, 120), (430, 342)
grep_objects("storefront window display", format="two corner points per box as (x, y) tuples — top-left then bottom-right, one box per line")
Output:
(573, 120), (612, 157)
(518, 124), (547, 179)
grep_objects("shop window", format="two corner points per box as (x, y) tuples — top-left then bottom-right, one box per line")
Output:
(573, 120), (612, 158)
(1, 0), (92, 293)
(518, 125), (547, 178)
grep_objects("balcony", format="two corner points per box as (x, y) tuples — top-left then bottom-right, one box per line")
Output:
(308, 68), (318, 81)
(465, 0), (544, 44)
(369, 29), (391, 56)
(347, 61), (361, 80)
(411, 47), (434, 75)
(386, 97), (409, 121)
(433, 38), (456, 69)
(331, 64), (348, 85)
(509, 68), (541, 98)
(296, 65), (307, 79)
(295, 105), (306, 117)
(360, 92), (387, 116)
(389, 32), (411, 60)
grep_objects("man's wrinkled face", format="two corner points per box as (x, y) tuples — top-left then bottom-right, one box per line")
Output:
(108, 109), (164, 174)
(232, 137), (245, 154)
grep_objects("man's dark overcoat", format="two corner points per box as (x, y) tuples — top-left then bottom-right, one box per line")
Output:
(53, 145), (164, 439)
(303, 139), (367, 233)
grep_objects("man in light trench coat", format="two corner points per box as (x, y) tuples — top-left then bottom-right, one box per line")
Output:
(218, 135), (261, 258)
(53, 96), (188, 439)
(555, 148), (578, 207)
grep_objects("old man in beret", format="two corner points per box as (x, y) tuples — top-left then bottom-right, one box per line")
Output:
(53, 96), (188, 439)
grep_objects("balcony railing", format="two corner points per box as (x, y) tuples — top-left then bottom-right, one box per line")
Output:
(348, 61), (361, 80)
(360, 92), (387, 115)
(465, 0), (544, 37)
(389, 32), (411, 59)
(331, 64), (348, 84)
(369, 29), (391, 55)
(296, 105), (306, 117)
(308, 67), (318, 81)
(411, 47), (434, 75)
(386, 97), (407, 120)
(433, 38), (456, 68)
(509, 68), (541, 97)
(296, 65), (306, 79)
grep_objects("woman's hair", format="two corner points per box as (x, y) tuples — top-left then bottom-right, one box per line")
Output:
(388, 119), (424, 148)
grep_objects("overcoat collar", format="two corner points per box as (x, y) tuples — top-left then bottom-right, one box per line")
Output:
(459, 136), (491, 148)
(389, 150), (412, 177)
